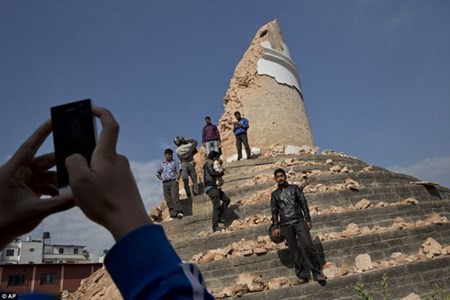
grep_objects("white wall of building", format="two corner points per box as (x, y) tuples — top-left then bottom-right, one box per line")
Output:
(18, 241), (43, 264)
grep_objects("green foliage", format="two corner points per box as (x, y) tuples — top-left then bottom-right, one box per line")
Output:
(424, 282), (450, 300)
(355, 274), (450, 300)
(380, 273), (390, 300)
(355, 282), (373, 300)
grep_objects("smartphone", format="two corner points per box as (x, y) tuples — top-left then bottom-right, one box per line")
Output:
(51, 99), (97, 192)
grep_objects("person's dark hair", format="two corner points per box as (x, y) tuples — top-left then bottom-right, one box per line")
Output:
(205, 116), (211, 121)
(207, 150), (220, 160)
(274, 168), (286, 177)
(164, 148), (173, 155)
(234, 111), (241, 116)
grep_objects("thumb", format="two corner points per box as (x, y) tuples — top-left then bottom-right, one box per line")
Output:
(34, 193), (75, 218)
(65, 154), (90, 184)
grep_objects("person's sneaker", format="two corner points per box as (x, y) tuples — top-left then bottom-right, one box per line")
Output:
(176, 212), (184, 219)
(297, 278), (309, 284)
(213, 225), (226, 232)
(313, 273), (326, 282)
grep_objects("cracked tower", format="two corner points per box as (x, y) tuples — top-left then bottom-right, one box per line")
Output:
(219, 19), (315, 160)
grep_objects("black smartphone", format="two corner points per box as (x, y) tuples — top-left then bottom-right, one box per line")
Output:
(51, 99), (97, 192)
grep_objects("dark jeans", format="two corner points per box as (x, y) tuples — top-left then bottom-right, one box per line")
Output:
(163, 180), (182, 217)
(181, 161), (199, 197)
(206, 187), (231, 230)
(281, 221), (321, 279)
(235, 133), (251, 160)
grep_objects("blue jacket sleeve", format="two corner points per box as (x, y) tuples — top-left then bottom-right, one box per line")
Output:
(104, 224), (214, 300)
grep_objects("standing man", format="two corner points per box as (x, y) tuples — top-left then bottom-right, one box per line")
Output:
(270, 168), (326, 284)
(156, 149), (183, 219)
(174, 136), (199, 198)
(233, 111), (251, 160)
(202, 116), (221, 157)
(203, 151), (230, 232)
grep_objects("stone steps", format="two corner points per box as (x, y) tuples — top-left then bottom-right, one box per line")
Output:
(230, 256), (450, 299)
(200, 223), (450, 291)
(160, 154), (450, 299)
(177, 170), (430, 218)
(172, 200), (450, 261)
(221, 155), (376, 188)
(162, 183), (445, 242)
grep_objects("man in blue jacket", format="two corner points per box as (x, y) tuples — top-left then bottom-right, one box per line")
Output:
(233, 111), (252, 160)
(0, 106), (213, 299)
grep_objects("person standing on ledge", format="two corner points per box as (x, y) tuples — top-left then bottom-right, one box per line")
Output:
(174, 136), (199, 198)
(270, 168), (326, 285)
(233, 111), (251, 160)
(202, 116), (221, 157)
(156, 148), (183, 219)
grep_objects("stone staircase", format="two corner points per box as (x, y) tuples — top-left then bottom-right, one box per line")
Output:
(161, 153), (450, 299)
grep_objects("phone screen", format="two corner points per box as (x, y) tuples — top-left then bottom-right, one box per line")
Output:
(51, 99), (97, 189)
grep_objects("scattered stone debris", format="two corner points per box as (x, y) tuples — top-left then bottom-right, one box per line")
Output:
(191, 213), (449, 264)
(343, 178), (363, 190)
(303, 178), (364, 193)
(263, 144), (285, 157)
(353, 198), (372, 210)
(149, 201), (169, 222)
(321, 149), (357, 159)
(403, 197), (419, 205)
(328, 165), (352, 174)
(314, 213), (447, 241)
(298, 145), (319, 154)
(190, 235), (285, 264)
(421, 237), (449, 258)
(361, 165), (374, 172)
(68, 267), (122, 300)
(355, 254), (372, 272)
(267, 277), (290, 290)
(212, 238), (449, 298)
(249, 173), (274, 185)
(401, 293), (422, 300)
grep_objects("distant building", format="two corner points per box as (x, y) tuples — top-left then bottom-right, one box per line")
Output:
(0, 232), (100, 295)
(0, 263), (102, 294)
(0, 232), (90, 265)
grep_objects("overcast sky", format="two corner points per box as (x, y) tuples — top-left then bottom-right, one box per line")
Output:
(1, 1), (449, 260)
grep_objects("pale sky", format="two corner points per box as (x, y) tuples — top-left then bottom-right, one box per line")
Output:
(1, 1), (449, 260)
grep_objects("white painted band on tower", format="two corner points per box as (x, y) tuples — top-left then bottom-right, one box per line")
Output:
(257, 41), (302, 95)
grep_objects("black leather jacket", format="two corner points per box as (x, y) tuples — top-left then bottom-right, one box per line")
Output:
(203, 159), (224, 188)
(271, 183), (311, 226)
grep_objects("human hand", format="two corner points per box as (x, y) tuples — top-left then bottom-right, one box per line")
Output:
(272, 228), (281, 238)
(0, 120), (75, 249)
(307, 221), (312, 230)
(66, 107), (151, 241)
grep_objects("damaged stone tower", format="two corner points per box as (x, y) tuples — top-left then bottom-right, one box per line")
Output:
(219, 19), (315, 160)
